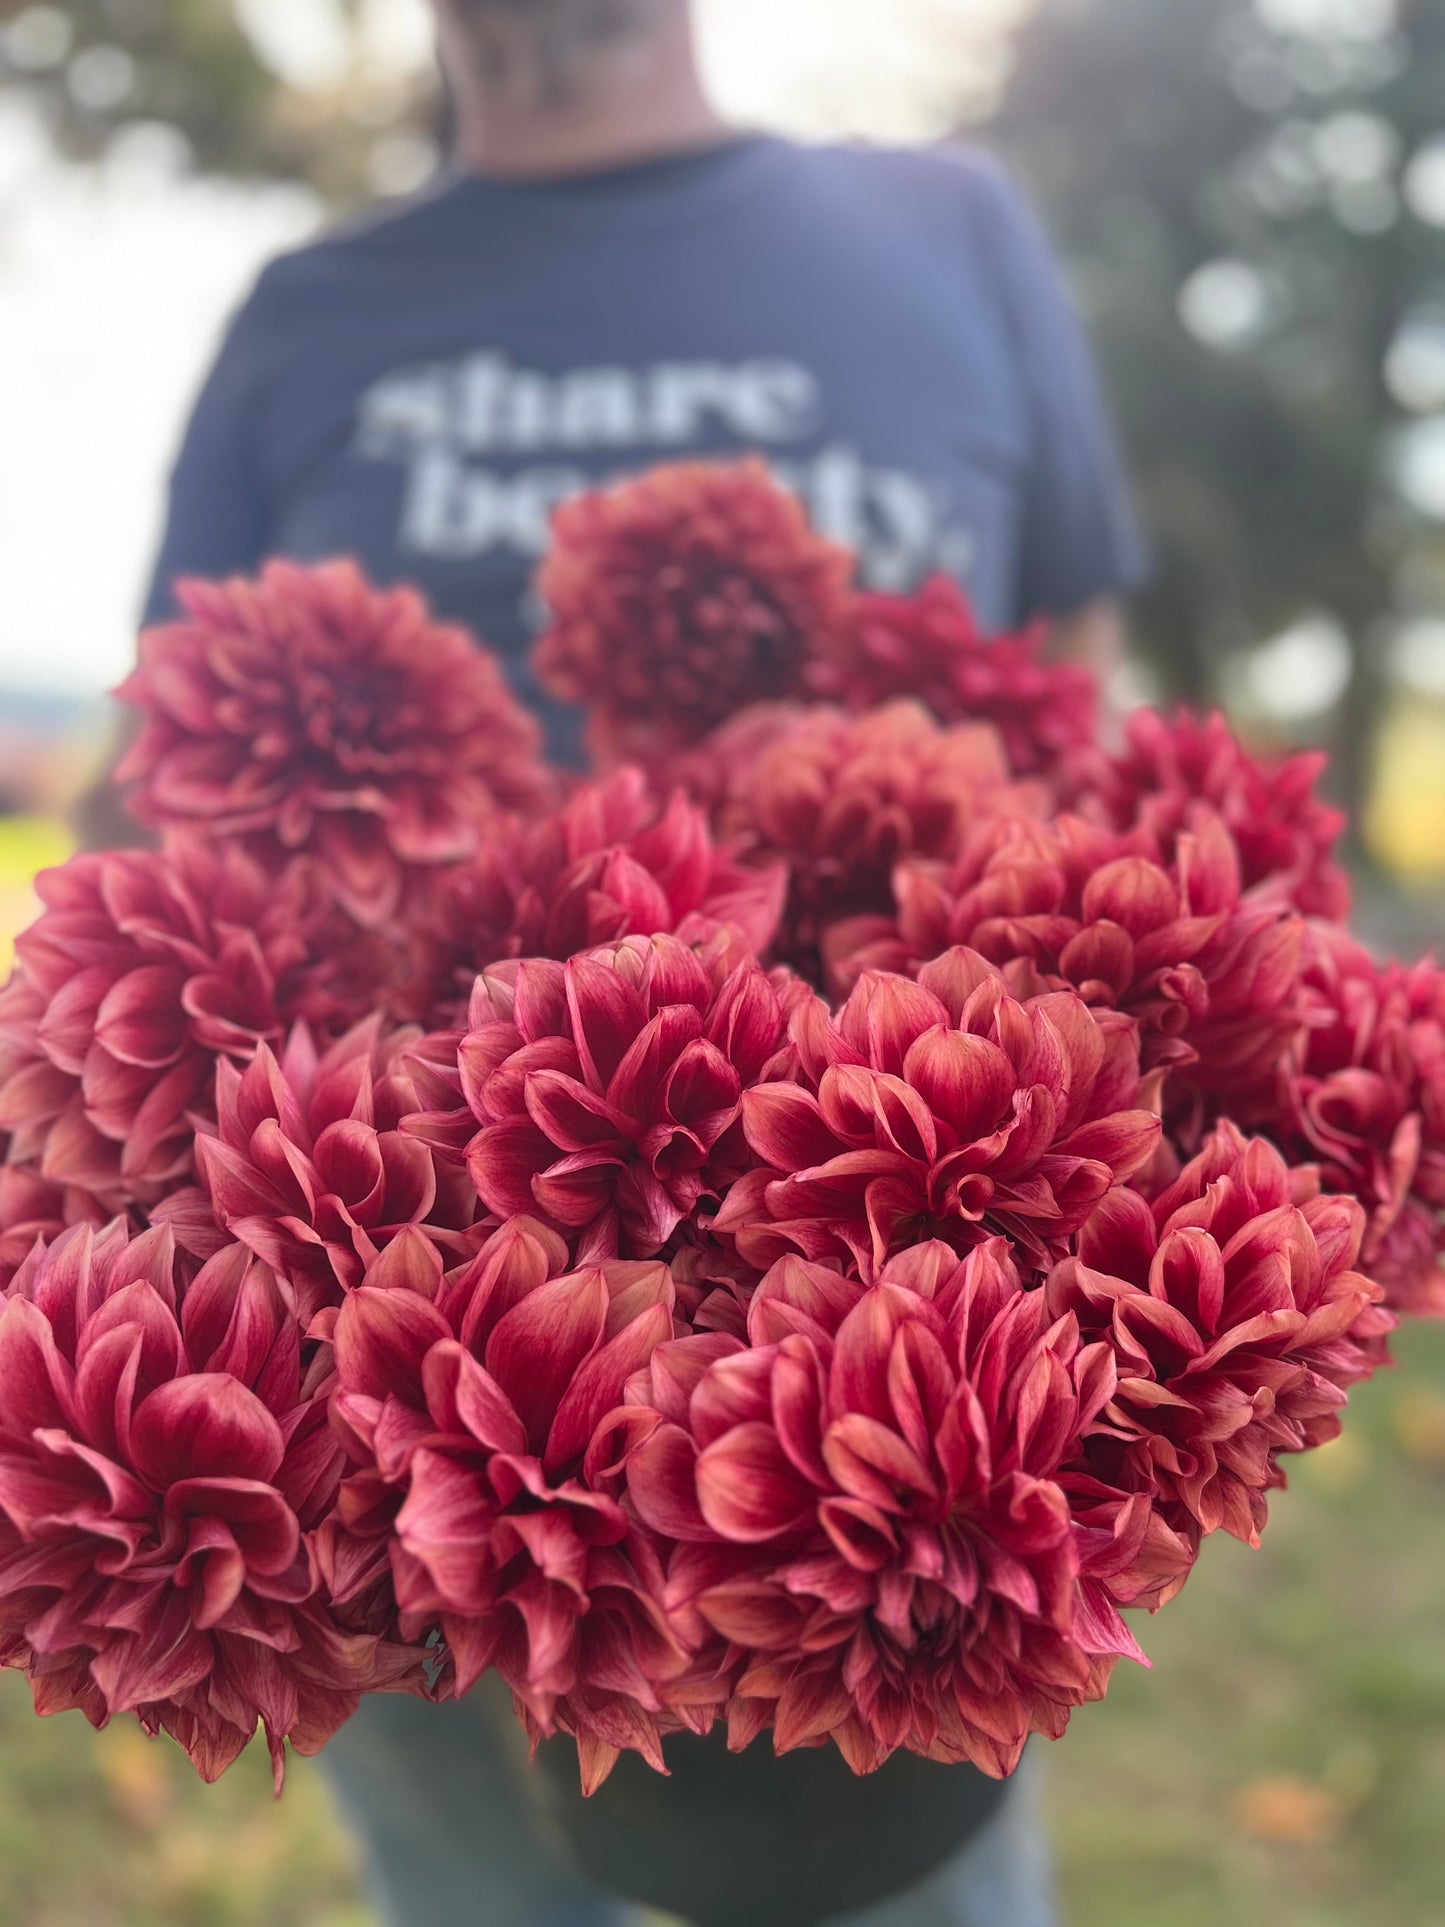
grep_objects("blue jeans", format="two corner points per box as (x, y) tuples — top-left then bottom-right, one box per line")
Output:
(322, 1685), (1056, 1927)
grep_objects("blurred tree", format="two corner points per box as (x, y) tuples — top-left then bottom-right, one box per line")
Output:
(0, 0), (439, 200)
(991, 0), (1445, 844)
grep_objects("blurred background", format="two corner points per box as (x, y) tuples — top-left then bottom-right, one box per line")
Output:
(0, 1), (1442, 1922)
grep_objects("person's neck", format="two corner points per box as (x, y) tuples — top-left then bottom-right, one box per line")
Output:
(449, 24), (730, 181)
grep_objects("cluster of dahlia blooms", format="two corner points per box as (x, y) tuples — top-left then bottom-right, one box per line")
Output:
(0, 460), (1436, 1794)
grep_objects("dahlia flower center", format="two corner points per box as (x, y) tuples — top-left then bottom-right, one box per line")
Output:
(877, 1568), (989, 1665)
(292, 658), (414, 761)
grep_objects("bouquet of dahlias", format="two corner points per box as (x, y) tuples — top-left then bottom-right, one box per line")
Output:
(1, 462), (1437, 1842)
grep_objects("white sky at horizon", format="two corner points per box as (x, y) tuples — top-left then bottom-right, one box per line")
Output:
(0, 0), (1026, 704)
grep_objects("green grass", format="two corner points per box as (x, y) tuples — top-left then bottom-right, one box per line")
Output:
(1, 1326), (1442, 1925)
(1046, 1318), (1445, 1927)
(0, 1682), (365, 1926)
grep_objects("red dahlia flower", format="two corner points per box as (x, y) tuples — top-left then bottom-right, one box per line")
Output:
(117, 560), (551, 925)
(1278, 929), (1445, 1314)
(709, 701), (1020, 978)
(534, 460), (855, 761)
(331, 1216), (686, 1787)
(806, 575), (1098, 778)
(1072, 709), (1349, 919)
(0, 1221), (419, 1786)
(433, 771), (785, 1015)
(167, 1020), (482, 1328)
(412, 935), (795, 1262)
(625, 1239), (1142, 1777)
(714, 951), (1160, 1281)
(829, 807), (1306, 1119)
(0, 846), (315, 1207)
(1047, 1123), (1390, 1550)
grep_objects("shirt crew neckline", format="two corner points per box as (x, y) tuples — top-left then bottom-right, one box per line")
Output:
(425, 133), (793, 235)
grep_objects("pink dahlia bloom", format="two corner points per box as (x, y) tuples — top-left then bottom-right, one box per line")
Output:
(331, 1216), (686, 1789)
(413, 935), (795, 1262)
(1278, 929), (1445, 1315)
(829, 807), (1306, 1118)
(1072, 709), (1349, 919)
(117, 560), (551, 925)
(806, 576), (1099, 778)
(534, 460), (855, 761)
(714, 952), (1160, 1281)
(0, 846), (315, 1207)
(708, 701), (1020, 978)
(167, 1020), (483, 1329)
(0, 1221), (419, 1786)
(625, 1240), (1142, 1777)
(1047, 1123), (1391, 1551)
(432, 771), (785, 1014)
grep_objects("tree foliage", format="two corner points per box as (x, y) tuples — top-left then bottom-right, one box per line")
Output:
(992, 0), (1445, 746)
(0, 0), (437, 199)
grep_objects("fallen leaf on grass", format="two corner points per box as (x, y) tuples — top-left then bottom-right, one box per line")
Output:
(1232, 1776), (1346, 1845)
(99, 1724), (175, 1832)
(1392, 1390), (1445, 1467)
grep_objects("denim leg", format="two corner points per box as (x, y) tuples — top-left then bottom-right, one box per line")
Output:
(319, 1684), (641, 1927)
(826, 1758), (1056, 1927)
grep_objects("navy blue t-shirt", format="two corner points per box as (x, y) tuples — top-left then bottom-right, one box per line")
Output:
(146, 136), (1144, 758)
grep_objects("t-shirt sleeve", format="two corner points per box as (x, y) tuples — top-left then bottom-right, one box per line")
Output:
(141, 287), (275, 625)
(968, 157), (1147, 621)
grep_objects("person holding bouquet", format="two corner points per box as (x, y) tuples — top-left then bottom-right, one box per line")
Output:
(130, 1), (1146, 1920)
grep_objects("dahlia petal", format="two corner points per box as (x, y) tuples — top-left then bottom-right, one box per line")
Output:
(772, 1668), (855, 1754)
(468, 1119), (564, 1219)
(566, 959), (648, 1092)
(530, 1152), (628, 1232)
(748, 1257), (864, 1349)
(118, 1058), (210, 1190)
(697, 1422), (818, 1541)
(818, 1497), (899, 1572)
(885, 1320), (956, 1465)
(335, 1286), (451, 1404)
(613, 1162), (692, 1254)
(363, 1224), (445, 1302)
(524, 1073), (634, 1153)
(831, 1290), (919, 1428)
(131, 1375), (287, 1489)
(698, 1581), (808, 1649)
(822, 1414), (938, 1512)
(484, 1267), (610, 1450)
(770, 1340), (831, 1487)
(544, 1302), (672, 1475)
(688, 1349), (778, 1448)
(37, 1098), (124, 1196)
(597, 1007), (704, 1135)
(657, 1038), (742, 1136)
(34, 966), (115, 1074)
(901, 1028), (1016, 1143)
(625, 1423), (715, 1541)
(1058, 1113), (1162, 1182)
(839, 975), (951, 1077)
(311, 1121), (387, 1217)
(0, 1297), (77, 1440)
(741, 1084), (844, 1172)
(194, 1135), (288, 1227)
(399, 1503), (505, 1639)
(92, 965), (190, 1069)
(821, 1065), (938, 1165)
